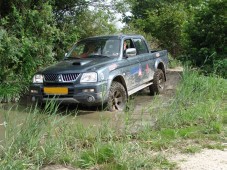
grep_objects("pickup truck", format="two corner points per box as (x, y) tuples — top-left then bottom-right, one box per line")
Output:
(30, 34), (168, 111)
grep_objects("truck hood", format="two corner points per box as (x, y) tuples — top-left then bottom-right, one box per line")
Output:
(40, 57), (117, 74)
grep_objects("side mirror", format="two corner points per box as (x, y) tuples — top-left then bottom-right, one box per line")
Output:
(125, 48), (137, 57)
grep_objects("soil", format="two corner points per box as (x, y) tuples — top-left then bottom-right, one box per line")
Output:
(169, 148), (227, 170)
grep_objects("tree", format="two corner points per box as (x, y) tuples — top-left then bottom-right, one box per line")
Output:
(0, 1), (59, 84)
(52, 0), (118, 60)
(119, 0), (188, 56)
(185, 0), (226, 77)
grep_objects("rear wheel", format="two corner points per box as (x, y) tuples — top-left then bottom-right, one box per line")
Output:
(149, 69), (165, 95)
(107, 81), (127, 111)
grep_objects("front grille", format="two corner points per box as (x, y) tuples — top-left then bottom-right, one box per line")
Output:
(44, 73), (80, 82)
(62, 73), (80, 82)
(44, 74), (58, 81)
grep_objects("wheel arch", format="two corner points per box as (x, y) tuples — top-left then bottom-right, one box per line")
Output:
(109, 75), (128, 97)
(155, 61), (167, 81)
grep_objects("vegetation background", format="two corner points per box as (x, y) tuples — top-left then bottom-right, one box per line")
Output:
(0, 1), (226, 169)
(0, 0), (226, 101)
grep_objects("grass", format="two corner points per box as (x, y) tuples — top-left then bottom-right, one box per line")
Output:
(168, 54), (182, 68)
(0, 83), (24, 103)
(0, 67), (226, 169)
(183, 145), (201, 154)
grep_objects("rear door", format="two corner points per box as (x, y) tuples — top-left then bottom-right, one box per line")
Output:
(132, 38), (155, 85)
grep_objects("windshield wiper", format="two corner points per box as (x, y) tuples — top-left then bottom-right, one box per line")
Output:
(87, 54), (112, 58)
(64, 56), (81, 60)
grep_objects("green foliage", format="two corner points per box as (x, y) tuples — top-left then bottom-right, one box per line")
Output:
(79, 143), (115, 168)
(146, 3), (187, 56)
(185, 0), (226, 78)
(0, 2), (59, 101)
(52, 0), (88, 23)
(50, 0), (88, 60)
(0, 29), (21, 83)
(0, 83), (22, 103)
(76, 10), (117, 39)
(0, 3), (59, 78)
(125, 0), (189, 56)
(168, 54), (182, 68)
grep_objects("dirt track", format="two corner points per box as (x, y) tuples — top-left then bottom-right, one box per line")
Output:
(169, 148), (227, 170)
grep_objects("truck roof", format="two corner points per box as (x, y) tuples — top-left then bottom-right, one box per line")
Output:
(82, 34), (145, 41)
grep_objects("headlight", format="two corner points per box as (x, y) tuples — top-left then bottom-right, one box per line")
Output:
(80, 72), (97, 83)
(33, 74), (43, 83)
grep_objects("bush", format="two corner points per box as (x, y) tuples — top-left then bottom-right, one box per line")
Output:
(185, 0), (226, 78)
(0, 2), (60, 101)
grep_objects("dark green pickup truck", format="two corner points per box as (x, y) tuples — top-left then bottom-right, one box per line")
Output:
(30, 34), (168, 111)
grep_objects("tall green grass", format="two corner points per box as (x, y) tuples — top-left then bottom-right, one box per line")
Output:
(0, 83), (24, 103)
(136, 68), (227, 152)
(0, 68), (226, 169)
(156, 68), (226, 130)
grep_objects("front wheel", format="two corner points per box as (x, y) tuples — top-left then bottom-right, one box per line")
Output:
(107, 81), (127, 111)
(149, 69), (166, 95)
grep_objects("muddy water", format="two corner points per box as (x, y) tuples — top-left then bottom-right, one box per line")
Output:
(0, 104), (119, 141)
(0, 104), (32, 142)
(0, 70), (182, 142)
(0, 94), (153, 142)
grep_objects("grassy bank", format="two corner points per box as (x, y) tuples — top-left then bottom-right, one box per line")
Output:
(0, 83), (24, 103)
(0, 68), (226, 169)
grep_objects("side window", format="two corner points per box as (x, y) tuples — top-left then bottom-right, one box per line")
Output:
(123, 39), (135, 57)
(133, 38), (148, 54)
(123, 39), (134, 50)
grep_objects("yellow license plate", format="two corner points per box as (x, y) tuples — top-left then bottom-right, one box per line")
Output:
(44, 87), (68, 95)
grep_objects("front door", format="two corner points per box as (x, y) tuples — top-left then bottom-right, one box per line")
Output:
(122, 39), (141, 90)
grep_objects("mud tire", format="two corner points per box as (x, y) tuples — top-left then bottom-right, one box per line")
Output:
(149, 69), (165, 95)
(107, 81), (127, 111)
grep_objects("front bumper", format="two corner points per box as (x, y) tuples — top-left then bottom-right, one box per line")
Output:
(30, 81), (108, 106)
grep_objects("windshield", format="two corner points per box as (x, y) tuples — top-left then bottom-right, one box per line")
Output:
(66, 38), (120, 59)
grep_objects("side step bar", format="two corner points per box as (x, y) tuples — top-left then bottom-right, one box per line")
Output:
(128, 82), (153, 96)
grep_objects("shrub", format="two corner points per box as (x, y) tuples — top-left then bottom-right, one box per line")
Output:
(0, 2), (60, 101)
(185, 0), (226, 78)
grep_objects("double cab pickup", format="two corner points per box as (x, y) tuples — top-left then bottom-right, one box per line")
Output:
(30, 34), (168, 111)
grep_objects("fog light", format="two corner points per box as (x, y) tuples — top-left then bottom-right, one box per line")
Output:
(83, 89), (95, 93)
(31, 90), (38, 94)
(87, 96), (95, 102)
